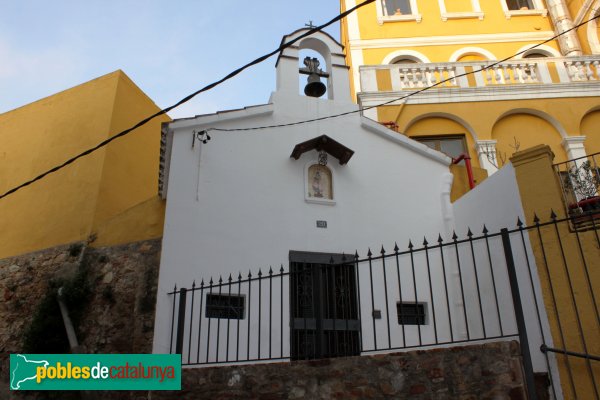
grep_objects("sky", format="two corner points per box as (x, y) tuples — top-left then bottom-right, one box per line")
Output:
(0, 1), (341, 119)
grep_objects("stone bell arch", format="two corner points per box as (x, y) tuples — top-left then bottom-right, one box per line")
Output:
(275, 28), (351, 102)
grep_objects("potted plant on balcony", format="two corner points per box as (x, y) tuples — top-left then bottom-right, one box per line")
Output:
(566, 161), (600, 219)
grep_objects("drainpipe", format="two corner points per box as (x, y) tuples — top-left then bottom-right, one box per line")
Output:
(452, 153), (475, 190)
(57, 287), (80, 352)
(56, 243), (87, 353)
(546, 0), (582, 56)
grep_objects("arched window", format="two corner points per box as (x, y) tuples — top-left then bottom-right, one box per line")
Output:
(523, 52), (548, 59)
(382, 50), (430, 65)
(449, 47), (497, 62)
(514, 45), (561, 59)
(587, 6), (600, 54)
(414, 135), (468, 160)
(392, 58), (418, 64)
(457, 54), (489, 62)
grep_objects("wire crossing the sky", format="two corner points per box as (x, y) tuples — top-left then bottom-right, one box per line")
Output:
(1, 6), (598, 200)
(207, 13), (600, 134)
(0, 0), (375, 200)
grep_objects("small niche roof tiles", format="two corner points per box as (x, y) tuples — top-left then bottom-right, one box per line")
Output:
(290, 135), (354, 165)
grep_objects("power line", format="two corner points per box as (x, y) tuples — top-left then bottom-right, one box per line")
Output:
(2, 8), (599, 199)
(0, 0), (376, 200)
(207, 12), (600, 134)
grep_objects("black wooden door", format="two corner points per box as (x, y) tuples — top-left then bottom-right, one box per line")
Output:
(290, 252), (360, 360)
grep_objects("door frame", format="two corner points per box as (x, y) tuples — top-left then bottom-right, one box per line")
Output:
(289, 250), (361, 360)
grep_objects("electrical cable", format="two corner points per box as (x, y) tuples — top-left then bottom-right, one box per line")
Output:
(2, 7), (598, 199)
(0, 0), (376, 200)
(207, 12), (600, 133)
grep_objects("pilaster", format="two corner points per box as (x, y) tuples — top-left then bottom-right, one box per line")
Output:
(562, 136), (587, 161)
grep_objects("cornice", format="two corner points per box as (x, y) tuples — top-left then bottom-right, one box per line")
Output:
(358, 83), (600, 106)
(349, 31), (556, 50)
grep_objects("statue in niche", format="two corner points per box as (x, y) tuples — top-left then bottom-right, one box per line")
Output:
(312, 171), (323, 198)
(307, 164), (332, 200)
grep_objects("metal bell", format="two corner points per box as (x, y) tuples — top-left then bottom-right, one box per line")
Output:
(300, 56), (329, 98)
(304, 74), (326, 98)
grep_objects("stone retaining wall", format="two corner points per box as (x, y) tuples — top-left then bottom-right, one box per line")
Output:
(1, 242), (529, 399)
(0, 239), (161, 399)
(153, 341), (526, 400)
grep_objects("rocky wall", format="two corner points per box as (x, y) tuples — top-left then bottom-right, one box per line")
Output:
(153, 341), (527, 400)
(0, 239), (161, 399)
(1, 242), (533, 399)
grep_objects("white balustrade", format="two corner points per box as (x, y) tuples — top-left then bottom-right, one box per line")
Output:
(564, 59), (600, 81)
(394, 64), (459, 90)
(359, 56), (600, 93)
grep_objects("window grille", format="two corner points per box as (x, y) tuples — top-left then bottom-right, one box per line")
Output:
(397, 302), (426, 325)
(205, 294), (245, 319)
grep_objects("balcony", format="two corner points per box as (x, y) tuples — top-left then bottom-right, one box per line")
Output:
(358, 56), (600, 106)
(554, 152), (600, 230)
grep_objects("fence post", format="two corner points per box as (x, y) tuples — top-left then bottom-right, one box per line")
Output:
(501, 228), (538, 400)
(175, 287), (187, 355)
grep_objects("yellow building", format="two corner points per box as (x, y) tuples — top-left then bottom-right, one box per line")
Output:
(340, 0), (600, 185)
(0, 70), (170, 258)
(341, 2), (600, 397)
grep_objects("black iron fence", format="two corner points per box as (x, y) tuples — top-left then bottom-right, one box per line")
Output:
(168, 213), (599, 400)
(530, 211), (600, 400)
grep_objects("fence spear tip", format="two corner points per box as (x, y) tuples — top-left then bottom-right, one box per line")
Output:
(550, 209), (557, 220)
(423, 237), (428, 246)
(533, 213), (540, 224)
(437, 234), (443, 243)
(354, 250), (359, 259)
(467, 228), (473, 238)
(280, 265), (284, 273)
(269, 267), (273, 274)
(482, 225), (488, 234)
(452, 231), (458, 241)
(408, 240), (414, 249)
(367, 248), (373, 257)
(228, 274), (232, 282)
(380, 245), (385, 255)
(393, 242), (400, 252)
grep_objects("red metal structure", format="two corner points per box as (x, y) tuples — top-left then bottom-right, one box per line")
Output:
(452, 153), (475, 190)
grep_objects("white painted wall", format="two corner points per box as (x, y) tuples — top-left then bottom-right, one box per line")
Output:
(152, 87), (454, 358)
(452, 164), (557, 376)
(154, 31), (560, 375)
(453, 163), (525, 233)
